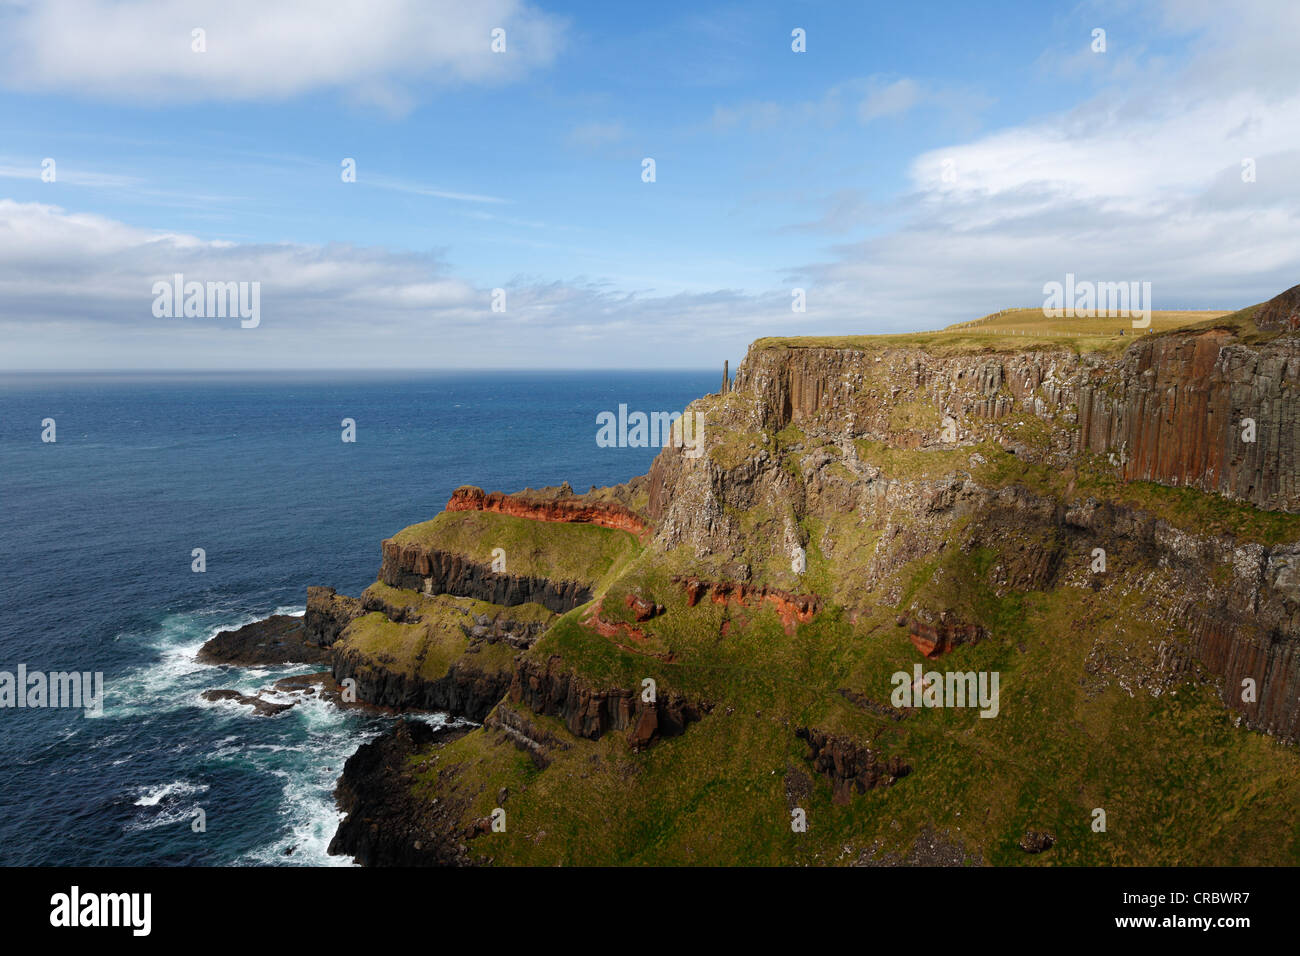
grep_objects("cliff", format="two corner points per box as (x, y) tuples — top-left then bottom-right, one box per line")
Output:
(446, 485), (651, 536)
(323, 284), (1300, 867)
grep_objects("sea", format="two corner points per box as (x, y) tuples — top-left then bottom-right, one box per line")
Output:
(0, 370), (713, 865)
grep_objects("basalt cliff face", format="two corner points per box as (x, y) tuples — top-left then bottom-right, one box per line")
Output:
(717, 324), (1299, 514)
(323, 286), (1300, 867)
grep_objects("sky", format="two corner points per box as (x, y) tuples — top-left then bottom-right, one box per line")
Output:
(1, 0), (1298, 370)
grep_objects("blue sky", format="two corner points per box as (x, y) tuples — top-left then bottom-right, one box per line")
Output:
(2, 0), (1298, 369)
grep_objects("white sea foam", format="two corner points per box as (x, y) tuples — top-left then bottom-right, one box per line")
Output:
(125, 780), (211, 833)
(110, 605), (445, 865)
(133, 780), (209, 807)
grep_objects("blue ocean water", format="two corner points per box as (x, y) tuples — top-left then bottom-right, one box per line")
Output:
(0, 370), (713, 865)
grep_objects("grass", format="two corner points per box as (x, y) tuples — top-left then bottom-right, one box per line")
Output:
(361, 581), (554, 629)
(390, 510), (642, 587)
(752, 308), (1234, 358)
(406, 542), (1300, 865)
(337, 590), (533, 682)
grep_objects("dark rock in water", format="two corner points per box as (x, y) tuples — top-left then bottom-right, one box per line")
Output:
(198, 614), (331, 667)
(329, 719), (473, 866)
(1018, 829), (1056, 853)
(201, 688), (295, 716)
(273, 670), (390, 713)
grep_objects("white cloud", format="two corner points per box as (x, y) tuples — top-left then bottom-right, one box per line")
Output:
(0, 199), (778, 369)
(707, 74), (987, 136)
(857, 77), (921, 123)
(0, 0), (566, 108)
(781, 0), (1300, 329)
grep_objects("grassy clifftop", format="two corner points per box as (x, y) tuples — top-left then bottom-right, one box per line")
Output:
(390, 509), (641, 588)
(753, 307), (1235, 356)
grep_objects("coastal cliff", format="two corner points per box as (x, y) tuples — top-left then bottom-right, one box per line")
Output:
(322, 285), (1300, 867)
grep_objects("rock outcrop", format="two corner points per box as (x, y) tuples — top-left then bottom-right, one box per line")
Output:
(903, 611), (989, 658)
(508, 655), (705, 747)
(676, 576), (821, 634)
(379, 541), (592, 613)
(198, 614), (331, 667)
(332, 647), (511, 723)
(329, 719), (476, 866)
(796, 727), (911, 804)
(446, 485), (651, 536)
(1255, 282), (1300, 332)
(305, 586), (363, 647)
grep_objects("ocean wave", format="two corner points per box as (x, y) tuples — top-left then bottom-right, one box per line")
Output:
(125, 779), (211, 833)
(133, 779), (209, 807)
(101, 603), (444, 864)
(103, 606), (314, 718)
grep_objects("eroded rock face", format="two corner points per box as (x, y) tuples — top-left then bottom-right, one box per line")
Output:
(1076, 331), (1300, 513)
(198, 613), (331, 667)
(1255, 283), (1300, 332)
(509, 654), (705, 748)
(903, 610), (989, 659)
(446, 485), (651, 536)
(332, 647), (511, 723)
(796, 727), (911, 804)
(329, 719), (475, 867)
(379, 541), (592, 613)
(675, 576), (821, 634)
(717, 304), (1300, 514)
(305, 586), (362, 647)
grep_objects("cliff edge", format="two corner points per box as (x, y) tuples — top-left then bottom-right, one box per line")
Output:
(322, 285), (1300, 866)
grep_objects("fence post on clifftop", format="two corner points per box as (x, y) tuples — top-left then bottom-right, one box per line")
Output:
(722, 360), (729, 394)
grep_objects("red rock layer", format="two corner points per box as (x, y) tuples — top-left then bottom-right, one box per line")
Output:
(446, 486), (651, 536)
(582, 600), (649, 643)
(674, 576), (821, 635)
(904, 612), (989, 658)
